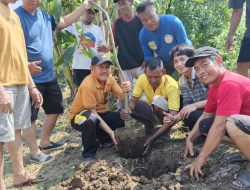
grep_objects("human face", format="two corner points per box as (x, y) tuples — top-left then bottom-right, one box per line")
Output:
(82, 9), (96, 25)
(145, 67), (163, 90)
(138, 5), (159, 32)
(173, 54), (190, 75)
(194, 57), (222, 86)
(117, 0), (132, 19)
(23, 0), (41, 13)
(91, 63), (111, 83)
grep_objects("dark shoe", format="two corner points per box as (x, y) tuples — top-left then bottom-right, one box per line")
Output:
(30, 153), (55, 164)
(82, 157), (97, 167)
(39, 141), (66, 151)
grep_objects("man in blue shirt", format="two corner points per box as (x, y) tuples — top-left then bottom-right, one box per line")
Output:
(137, 1), (191, 75)
(15, 0), (93, 159)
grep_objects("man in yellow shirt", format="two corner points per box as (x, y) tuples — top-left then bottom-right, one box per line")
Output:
(69, 53), (131, 163)
(129, 57), (180, 155)
(0, 0), (45, 188)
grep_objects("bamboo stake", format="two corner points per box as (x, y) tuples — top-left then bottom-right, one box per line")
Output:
(91, 2), (131, 128)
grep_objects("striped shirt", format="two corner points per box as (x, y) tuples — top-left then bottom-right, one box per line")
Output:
(179, 69), (208, 106)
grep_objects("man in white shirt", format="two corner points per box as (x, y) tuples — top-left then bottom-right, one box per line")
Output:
(65, 7), (106, 86)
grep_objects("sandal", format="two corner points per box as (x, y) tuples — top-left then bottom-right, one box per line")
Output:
(14, 174), (47, 187)
(30, 153), (55, 164)
(224, 152), (247, 162)
(39, 141), (66, 151)
(229, 170), (250, 190)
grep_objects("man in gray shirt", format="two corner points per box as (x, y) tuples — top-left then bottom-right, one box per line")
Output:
(225, 0), (250, 77)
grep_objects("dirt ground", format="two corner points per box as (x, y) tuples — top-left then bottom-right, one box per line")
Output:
(3, 91), (249, 190)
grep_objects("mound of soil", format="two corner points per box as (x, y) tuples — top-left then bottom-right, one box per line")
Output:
(55, 136), (248, 190)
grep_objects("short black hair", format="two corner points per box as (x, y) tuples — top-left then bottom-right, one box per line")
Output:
(170, 44), (194, 64)
(136, 1), (154, 14)
(144, 57), (163, 70)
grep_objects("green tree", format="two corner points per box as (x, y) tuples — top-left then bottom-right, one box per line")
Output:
(41, 0), (244, 94)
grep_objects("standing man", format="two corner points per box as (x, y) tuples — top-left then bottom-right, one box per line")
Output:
(15, 0), (92, 151)
(99, 0), (144, 93)
(65, 7), (106, 87)
(183, 47), (250, 188)
(137, 1), (191, 75)
(0, 0), (45, 188)
(225, 0), (250, 77)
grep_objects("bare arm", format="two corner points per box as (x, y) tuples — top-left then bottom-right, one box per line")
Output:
(185, 116), (227, 179)
(180, 100), (207, 119)
(27, 70), (43, 108)
(198, 116), (227, 159)
(184, 111), (214, 158)
(90, 109), (117, 144)
(225, 8), (243, 51)
(56, 1), (91, 30)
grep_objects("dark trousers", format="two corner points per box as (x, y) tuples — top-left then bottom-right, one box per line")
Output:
(130, 100), (160, 126)
(130, 100), (160, 135)
(184, 109), (204, 130)
(71, 111), (124, 158)
(199, 117), (215, 135)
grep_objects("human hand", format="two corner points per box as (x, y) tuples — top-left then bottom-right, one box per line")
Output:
(225, 36), (234, 51)
(121, 81), (131, 92)
(83, 0), (94, 9)
(29, 87), (43, 108)
(97, 45), (111, 53)
(184, 156), (206, 180)
(120, 109), (130, 120)
(163, 111), (175, 126)
(184, 136), (195, 158)
(142, 137), (153, 156)
(109, 130), (119, 151)
(28, 61), (42, 76)
(179, 104), (197, 119)
(0, 88), (13, 114)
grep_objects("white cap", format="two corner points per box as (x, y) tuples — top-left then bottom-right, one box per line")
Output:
(151, 95), (168, 112)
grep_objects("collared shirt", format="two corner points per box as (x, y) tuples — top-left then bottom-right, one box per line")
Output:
(205, 71), (250, 116)
(179, 69), (208, 106)
(69, 74), (123, 120)
(133, 74), (180, 111)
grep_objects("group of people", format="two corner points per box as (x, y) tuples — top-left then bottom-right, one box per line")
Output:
(0, 0), (249, 190)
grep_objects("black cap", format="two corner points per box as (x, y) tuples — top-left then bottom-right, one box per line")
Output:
(91, 53), (113, 66)
(87, 7), (99, 13)
(185, 46), (218, 67)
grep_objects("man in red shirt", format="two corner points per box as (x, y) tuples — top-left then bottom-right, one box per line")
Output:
(182, 46), (250, 189)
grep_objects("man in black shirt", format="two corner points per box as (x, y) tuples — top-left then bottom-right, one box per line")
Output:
(100, 0), (144, 95)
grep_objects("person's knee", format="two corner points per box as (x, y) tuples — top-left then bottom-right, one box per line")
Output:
(199, 118), (212, 135)
(226, 118), (240, 139)
(88, 113), (99, 125)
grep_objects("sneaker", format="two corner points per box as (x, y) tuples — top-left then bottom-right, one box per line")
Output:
(82, 157), (97, 167)
(39, 141), (66, 151)
(30, 153), (55, 164)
